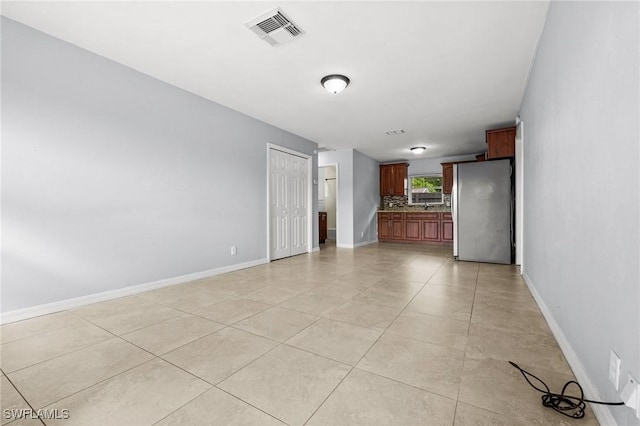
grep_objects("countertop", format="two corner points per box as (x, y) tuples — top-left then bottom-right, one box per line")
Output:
(378, 207), (451, 213)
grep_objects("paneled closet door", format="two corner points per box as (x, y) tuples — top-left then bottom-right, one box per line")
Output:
(289, 154), (308, 256)
(269, 148), (308, 260)
(270, 149), (290, 260)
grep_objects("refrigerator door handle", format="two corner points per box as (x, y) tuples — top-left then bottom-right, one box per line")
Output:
(452, 164), (458, 258)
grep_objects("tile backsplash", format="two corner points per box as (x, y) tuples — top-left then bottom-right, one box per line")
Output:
(380, 194), (452, 211)
(381, 195), (409, 208)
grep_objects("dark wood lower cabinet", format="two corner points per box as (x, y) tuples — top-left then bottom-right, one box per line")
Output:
(422, 221), (440, 241)
(441, 212), (454, 241)
(378, 219), (390, 239)
(391, 220), (403, 239)
(378, 211), (453, 244)
(377, 212), (405, 241)
(404, 220), (421, 240)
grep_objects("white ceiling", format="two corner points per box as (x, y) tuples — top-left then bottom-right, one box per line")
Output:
(2, 1), (549, 162)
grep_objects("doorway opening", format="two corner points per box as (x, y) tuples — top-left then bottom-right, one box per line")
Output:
(319, 165), (337, 248)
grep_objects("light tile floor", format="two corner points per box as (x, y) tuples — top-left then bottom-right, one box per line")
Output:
(0, 242), (600, 425)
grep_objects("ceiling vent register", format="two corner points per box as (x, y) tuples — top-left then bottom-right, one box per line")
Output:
(246, 8), (303, 46)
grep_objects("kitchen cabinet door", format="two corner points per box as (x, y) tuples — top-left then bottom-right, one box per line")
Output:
(391, 220), (404, 239)
(377, 219), (390, 239)
(404, 220), (421, 240)
(486, 126), (516, 159)
(380, 165), (393, 195)
(442, 220), (454, 241)
(421, 221), (440, 241)
(441, 163), (454, 194)
(380, 163), (407, 196)
(390, 164), (407, 195)
(377, 213), (390, 240)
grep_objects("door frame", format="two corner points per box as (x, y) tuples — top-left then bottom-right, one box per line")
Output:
(515, 120), (524, 270)
(320, 162), (339, 246)
(266, 143), (313, 261)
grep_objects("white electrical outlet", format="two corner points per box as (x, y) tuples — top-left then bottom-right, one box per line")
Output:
(361, 231), (364, 238)
(609, 349), (622, 390)
(230, 246), (237, 256)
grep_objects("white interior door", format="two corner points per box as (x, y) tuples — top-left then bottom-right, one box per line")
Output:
(290, 154), (308, 256)
(270, 149), (290, 260)
(269, 148), (309, 260)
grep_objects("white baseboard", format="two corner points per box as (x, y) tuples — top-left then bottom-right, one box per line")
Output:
(327, 228), (336, 239)
(522, 271), (617, 426)
(336, 239), (378, 249)
(0, 258), (269, 325)
(311, 247), (320, 253)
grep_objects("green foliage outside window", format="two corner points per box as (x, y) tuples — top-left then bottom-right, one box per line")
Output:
(411, 176), (442, 193)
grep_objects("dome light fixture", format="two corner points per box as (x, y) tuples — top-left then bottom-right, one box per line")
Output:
(410, 146), (426, 155)
(321, 74), (350, 94)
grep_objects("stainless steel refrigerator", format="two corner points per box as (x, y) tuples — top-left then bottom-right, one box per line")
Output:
(452, 159), (513, 264)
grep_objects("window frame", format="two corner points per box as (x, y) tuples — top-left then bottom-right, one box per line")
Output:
(407, 173), (444, 205)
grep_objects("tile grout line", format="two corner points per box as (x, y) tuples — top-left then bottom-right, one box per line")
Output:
(13, 314), (224, 412)
(2, 373), (46, 426)
(452, 262), (481, 426)
(5, 244), (519, 426)
(301, 255), (451, 425)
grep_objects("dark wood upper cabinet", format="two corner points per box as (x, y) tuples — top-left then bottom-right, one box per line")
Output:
(441, 162), (454, 194)
(380, 163), (408, 196)
(486, 126), (516, 159)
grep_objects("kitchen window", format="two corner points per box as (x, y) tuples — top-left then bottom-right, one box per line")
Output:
(408, 175), (443, 204)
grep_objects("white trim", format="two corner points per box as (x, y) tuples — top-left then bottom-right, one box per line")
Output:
(321, 162), (340, 246)
(307, 151), (314, 254)
(266, 143), (313, 261)
(407, 172), (444, 205)
(0, 258), (268, 325)
(311, 247), (320, 253)
(337, 239), (378, 249)
(515, 120), (524, 267)
(522, 271), (617, 426)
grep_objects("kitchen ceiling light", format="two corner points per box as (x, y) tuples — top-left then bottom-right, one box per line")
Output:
(321, 74), (350, 94)
(410, 146), (426, 155)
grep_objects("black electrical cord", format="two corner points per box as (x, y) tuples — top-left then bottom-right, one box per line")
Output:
(509, 361), (625, 419)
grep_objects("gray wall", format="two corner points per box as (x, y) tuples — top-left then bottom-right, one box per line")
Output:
(352, 150), (379, 245)
(520, 2), (639, 425)
(319, 149), (379, 247)
(1, 18), (318, 313)
(407, 154), (478, 176)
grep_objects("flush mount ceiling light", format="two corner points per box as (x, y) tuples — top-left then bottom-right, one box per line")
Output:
(321, 74), (350, 94)
(410, 146), (426, 155)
